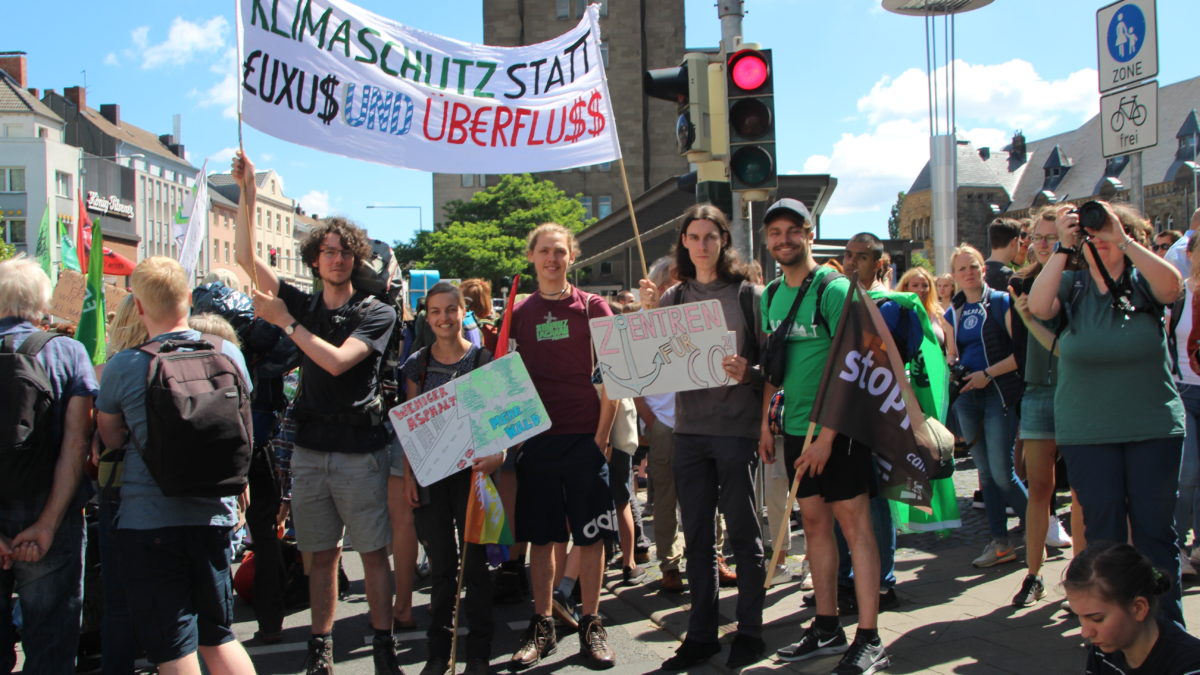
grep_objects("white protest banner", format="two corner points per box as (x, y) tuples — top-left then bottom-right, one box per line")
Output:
(388, 353), (551, 487)
(590, 299), (738, 399)
(174, 162), (208, 281)
(236, 0), (620, 173)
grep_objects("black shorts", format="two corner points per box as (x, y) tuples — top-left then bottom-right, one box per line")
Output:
(515, 434), (617, 546)
(785, 432), (877, 503)
(608, 450), (633, 506)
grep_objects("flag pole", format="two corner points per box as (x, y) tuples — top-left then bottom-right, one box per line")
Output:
(765, 420), (815, 588)
(448, 538), (469, 672)
(616, 157), (649, 279)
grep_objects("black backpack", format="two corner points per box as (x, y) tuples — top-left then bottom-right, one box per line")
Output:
(0, 332), (61, 498)
(140, 335), (253, 498)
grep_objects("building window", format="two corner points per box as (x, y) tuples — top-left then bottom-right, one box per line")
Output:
(0, 167), (25, 192)
(461, 174), (474, 187)
(256, 241), (262, 258)
(580, 196), (593, 217)
(0, 218), (27, 245)
(556, 0), (569, 18)
(598, 195), (612, 218)
(600, 261), (613, 275)
(597, 162), (611, 172)
(599, 0), (608, 16)
(256, 207), (262, 227)
(224, 241), (231, 262)
(55, 171), (71, 198)
(285, 217), (291, 235)
(2, 124), (21, 137)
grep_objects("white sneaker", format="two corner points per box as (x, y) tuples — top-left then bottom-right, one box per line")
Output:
(972, 540), (1017, 568)
(1045, 517), (1072, 548)
(797, 558), (814, 590)
(1181, 550), (1197, 578)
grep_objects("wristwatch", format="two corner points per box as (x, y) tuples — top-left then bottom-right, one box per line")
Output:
(1053, 242), (1077, 256)
(1117, 237), (1134, 252)
(285, 320), (299, 336)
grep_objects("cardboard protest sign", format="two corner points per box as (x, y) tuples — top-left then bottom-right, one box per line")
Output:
(50, 271), (130, 322)
(236, 0), (620, 173)
(389, 353), (550, 487)
(590, 299), (737, 399)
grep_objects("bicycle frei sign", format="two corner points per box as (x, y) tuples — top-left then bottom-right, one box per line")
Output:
(1096, 0), (1157, 94)
(1100, 79), (1158, 159)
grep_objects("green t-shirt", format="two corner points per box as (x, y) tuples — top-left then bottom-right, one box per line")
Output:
(1053, 270), (1184, 445)
(1023, 313), (1058, 387)
(761, 266), (850, 436)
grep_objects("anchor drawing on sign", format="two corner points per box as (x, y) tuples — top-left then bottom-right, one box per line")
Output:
(600, 314), (664, 395)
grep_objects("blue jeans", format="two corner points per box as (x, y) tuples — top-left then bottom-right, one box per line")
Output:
(835, 492), (896, 591)
(97, 498), (137, 675)
(1061, 438), (1184, 628)
(956, 386), (1027, 540)
(1174, 384), (1200, 549)
(0, 509), (85, 674)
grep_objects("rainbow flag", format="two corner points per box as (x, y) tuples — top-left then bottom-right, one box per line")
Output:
(464, 470), (514, 566)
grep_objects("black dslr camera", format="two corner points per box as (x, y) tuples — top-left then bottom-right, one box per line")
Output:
(1070, 201), (1109, 239)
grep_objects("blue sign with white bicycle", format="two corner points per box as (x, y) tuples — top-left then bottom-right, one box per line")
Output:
(1106, 5), (1145, 63)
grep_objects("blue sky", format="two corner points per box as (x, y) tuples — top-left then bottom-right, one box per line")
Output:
(7, 0), (1195, 244)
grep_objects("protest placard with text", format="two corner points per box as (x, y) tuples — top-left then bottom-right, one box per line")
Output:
(388, 353), (550, 487)
(590, 299), (737, 399)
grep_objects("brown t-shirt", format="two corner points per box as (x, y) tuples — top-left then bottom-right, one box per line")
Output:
(511, 287), (613, 435)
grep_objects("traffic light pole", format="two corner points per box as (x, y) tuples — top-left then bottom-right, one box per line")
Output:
(717, 0), (753, 261)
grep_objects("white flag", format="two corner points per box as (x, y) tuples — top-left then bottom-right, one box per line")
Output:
(176, 161), (209, 281)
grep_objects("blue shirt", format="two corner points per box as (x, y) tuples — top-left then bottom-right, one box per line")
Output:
(945, 296), (1011, 372)
(96, 329), (250, 530)
(0, 318), (98, 522)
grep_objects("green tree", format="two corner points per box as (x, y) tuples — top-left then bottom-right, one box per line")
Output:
(0, 241), (14, 262)
(394, 174), (592, 286)
(911, 250), (934, 273)
(888, 191), (906, 240)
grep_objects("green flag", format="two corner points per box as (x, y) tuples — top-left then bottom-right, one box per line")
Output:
(76, 218), (106, 365)
(58, 220), (80, 272)
(34, 205), (52, 280)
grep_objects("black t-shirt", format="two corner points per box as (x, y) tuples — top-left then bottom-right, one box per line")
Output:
(278, 280), (397, 452)
(1085, 619), (1200, 675)
(984, 259), (1014, 291)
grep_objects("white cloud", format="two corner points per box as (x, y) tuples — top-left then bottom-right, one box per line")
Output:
(857, 59), (1098, 134)
(300, 190), (333, 218)
(104, 53), (119, 67)
(140, 16), (228, 69)
(801, 59), (1101, 219)
(261, 153), (275, 161)
(192, 48), (238, 119)
(208, 147), (239, 165)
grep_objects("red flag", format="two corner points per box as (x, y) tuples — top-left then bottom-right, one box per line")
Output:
(77, 194), (91, 270)
(493, 274), (520, 358)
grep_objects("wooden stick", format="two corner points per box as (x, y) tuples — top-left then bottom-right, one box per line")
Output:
(764, 420), (817, 588)
(616, 156), (649, 279)
(447, 538), (470, 671)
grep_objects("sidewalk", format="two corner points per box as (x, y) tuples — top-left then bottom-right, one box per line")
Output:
(608, 460), (1200, 674)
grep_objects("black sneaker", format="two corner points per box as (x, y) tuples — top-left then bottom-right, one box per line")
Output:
(971, 490), (985, 510)
(832, 637), (890, 674)
(1012, 574), (1046, 607)
(725, 633), (766, 669)
(621, 565), (646, 586)
(802, 585), (855, 609)
(776, 623), (848, 662)
(494, 561), (526, 605)
(418, 656), (450, 675)
(879, 587), (901, 612)
(551, 588), (580, 630)
(304, 635), (334, 675)
(372, 634), (404, 675)
(661, 639), (720, 671)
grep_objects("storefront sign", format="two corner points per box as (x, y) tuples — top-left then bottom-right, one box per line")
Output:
(85, 191), (134, 220)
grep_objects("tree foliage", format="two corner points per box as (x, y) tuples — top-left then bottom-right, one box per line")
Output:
(394, 174), (592, 285)
(888, 191), (906, 240)
(0, 241), (14, 263)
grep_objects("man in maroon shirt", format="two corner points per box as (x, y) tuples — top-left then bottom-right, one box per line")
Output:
(508, 223), (619, 670)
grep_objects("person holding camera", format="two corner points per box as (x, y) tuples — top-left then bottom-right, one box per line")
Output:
(945, 245), (1028, 569)
(1029, 200), (1186, 627)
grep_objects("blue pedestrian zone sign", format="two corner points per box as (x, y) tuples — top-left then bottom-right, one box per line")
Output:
(1107, 5), (1145, 63)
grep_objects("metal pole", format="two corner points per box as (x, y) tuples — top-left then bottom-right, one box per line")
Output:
(1130, 151), (1144, 214)
(717, 0), (743, 54)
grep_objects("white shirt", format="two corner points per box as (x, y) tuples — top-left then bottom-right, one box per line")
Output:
(1165, 230), (1194, 278)
(642, 393), (675, 430)
(1174, 286), (1200, 386)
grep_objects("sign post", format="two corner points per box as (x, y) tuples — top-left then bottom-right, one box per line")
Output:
(1096, 0), (1158, 214)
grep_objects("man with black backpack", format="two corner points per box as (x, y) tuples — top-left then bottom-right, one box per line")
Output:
(232, 152), (401, 675)
(756, 200), (890, 675)
(96, 256), (256, 675)
(0, 258), (98, 674)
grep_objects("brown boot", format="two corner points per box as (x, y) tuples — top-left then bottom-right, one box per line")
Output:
(510, 614), (556, 669)
(578, 614), (615, 669)
(717, 556), (738, 587)
(659, 569), (684, 593)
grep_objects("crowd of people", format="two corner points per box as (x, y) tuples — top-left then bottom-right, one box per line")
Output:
(3, 149), (1200, 675)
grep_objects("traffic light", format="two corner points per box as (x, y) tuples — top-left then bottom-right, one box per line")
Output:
(644, 52), (713, 156)
(269, 247), (278, 266)
(726, 48), (776, 192)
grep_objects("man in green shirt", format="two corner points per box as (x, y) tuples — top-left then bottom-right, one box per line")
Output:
(758, 200), (889, 675)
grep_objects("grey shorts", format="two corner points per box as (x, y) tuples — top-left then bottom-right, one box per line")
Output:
(290, 445), (391, 553)
(1019, 384), (1056, 440)
(387, 434), (406, 478)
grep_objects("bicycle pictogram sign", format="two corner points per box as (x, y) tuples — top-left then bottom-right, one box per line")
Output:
(1109, 94), (1148, 132)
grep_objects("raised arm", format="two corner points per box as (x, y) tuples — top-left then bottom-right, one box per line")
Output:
(232, 151), (278, 295)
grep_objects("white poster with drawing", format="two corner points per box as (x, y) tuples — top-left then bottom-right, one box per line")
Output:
(590, 299), (737, 399)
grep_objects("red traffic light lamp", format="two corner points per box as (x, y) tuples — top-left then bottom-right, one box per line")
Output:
(726, 48), (776, 194)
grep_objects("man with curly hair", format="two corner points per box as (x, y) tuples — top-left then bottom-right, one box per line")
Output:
(233, 152), (400, 675)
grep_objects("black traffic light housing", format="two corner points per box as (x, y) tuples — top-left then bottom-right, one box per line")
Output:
(726, 48), (776, 192)
(644, 53), (713, 155)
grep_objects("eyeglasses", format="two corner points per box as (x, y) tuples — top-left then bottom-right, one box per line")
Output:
(1030, 235), (1058, 244)
(319, 247), (354, 259)
(1153, 243), (1172, 251)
